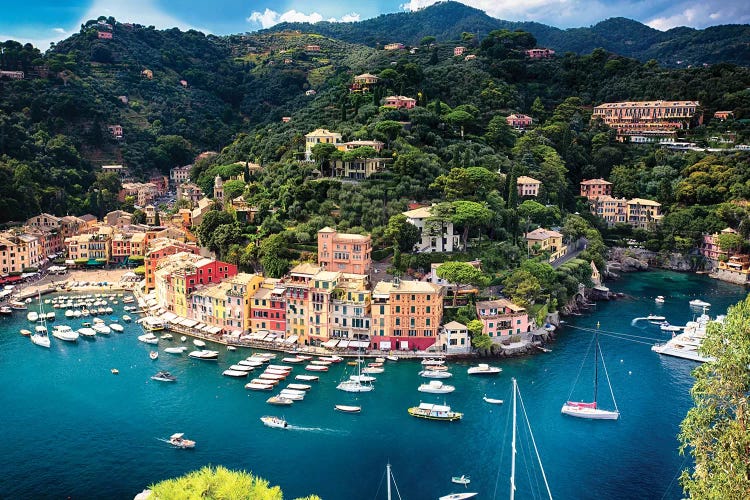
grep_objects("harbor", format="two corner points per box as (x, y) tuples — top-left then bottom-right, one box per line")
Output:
(0, 270), (746, 499)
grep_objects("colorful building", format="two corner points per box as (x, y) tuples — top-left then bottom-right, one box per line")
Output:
(517, 176), (541, 197)
(330, 273), (371, 342)
(317, 227), (372, 275)
(384, 43), (405, 51)
(700, 228), (736, 262)
(332, 157), (390, 179)
(304, 128), (342, 161)
(592, 100), (703, 142)
(223, 273), (264, 334)
(145, 240), (201, 292)
(402, 206), (459, 253)
(626, 198), (663, 229)
(580, 179), (613, 200)
(436, 321), (471, 353)
(525, 228), (566, 262)
(525, 48), (555, 59)
(384, 96), (417, 109)
(506, 114), (533, 129)
(251, 278), (287, 336)
(475, 299), (529, 339)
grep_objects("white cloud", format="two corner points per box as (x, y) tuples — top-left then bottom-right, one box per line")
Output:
(53, 28), (67, 34)
(646, 7), (699, 30)
(248, 9), (362, 28)
(79, 0), (198, 31)
(645, 3), (750, 30)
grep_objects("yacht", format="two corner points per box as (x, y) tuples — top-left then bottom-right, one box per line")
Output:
(408, 402), (462, 421)
(418, 380), (455, 394)
(651, 314), (718, 363)
(109, 323), (124, 333)
(655, 296), (665, 304)
(223, 369), (249, 378)
(0, 306), (12, 315)
(193, 339), (206, 347)
(419, 369), (453, 379)
(188, 349), (219, 360)
(689, 299), (711, 308)
(467, 363), (502, 375)
(260, 416), (288, 428)
(78, 327), (97, 338)
(164, 346), (188, 354)
(138, 332), (159, 344)
(151, 371), (177, 382)
(335, 404), (362, 413)
(52, 325), (79, 342)
(27, 311), (39, 322)
(93, 323), (111, 335)
(168, 433), (195, 448)
(121, 315), (132, 322)
(266, 396), (293, 406)
(645, 314), (666, 321)
(10, 300), (27, 310)
(245, 382), (275, 391)
(141, 317), (165, 332)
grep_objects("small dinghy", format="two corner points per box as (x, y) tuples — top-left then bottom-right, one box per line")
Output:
(335, 404), (361, 414)
(483, 395), (504, 404)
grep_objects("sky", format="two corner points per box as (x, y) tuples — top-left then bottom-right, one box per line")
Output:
(1, 0), (749, 50)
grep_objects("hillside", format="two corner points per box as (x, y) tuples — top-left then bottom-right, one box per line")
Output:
(267, 1), (750, 67)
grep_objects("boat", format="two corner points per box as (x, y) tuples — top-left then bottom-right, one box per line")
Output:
(180, 336), (187, 342)
(122, 315), (132, 322)
(151, 371), (177, 382)
(467, 363), (502, 375)
(111, 368), (119, 375)
(347, 361), (357, 366)
(64, 309), (74, 319)
(278, 390), (304, 400)
(78, 328), (97, 338)
(138, 333), (159, 344)
(164, 346), (188, 354)
(227, 345), (237, 351)
(239, 360), (263, 367)
(655, 295), (665, 304)
(310, 360), (332, 366)
(421, 357), (445, 366)
(188, 350), (219, 360)
(149, 351), (159, 360)
(295, 374), (319, 382)
(645, 314), (666, 321)
(295, 355), (313, 360)
(375, 357), (386, 363)
(267, 364), (293, 371)
(52, 325), (79, 342)
(483, 395), (504, 404)
(334, 405), (361, 413)
(9, 300), (27, 310)
(27, 311), (38, 322)
(266, 396), (293, 406)
(419, 369), (453, 379)
(30, 294), (50, 348)
(223, 369), (249, 377)
(168, 433), (195, 449)
(109, 323), (124, 333)
(245, 382), (274, 391)
(260, 416), (288, 428)
(408, 402), (462, 421)
(93, 324), (111, 335)
(19, 329), (31, 336)
(418, 380), (455, 394)
(386, 355), (398, 361)
(561, 322), (620, 420)
(651, 313), (719, 363)
(193, 339), (206, 347)
(660, 322), (682, 332)
(689, 299), (711, 308)
(362, 366), (384, 374)
(451, 475), (471, 486)
(305, 364), (328, 372)
(319, 355), (343, 363)
(141, 316), (165, 332)
(122, 295), (135, 304)
(45, 312), (55, 321)
(161, 333), (173, 340)
(259, 373), (286, 381)
(286, 383), (311, 391)
(439, 493), (478, 500)
(282, 357), (305, 364)
(0, 306), (12, 315)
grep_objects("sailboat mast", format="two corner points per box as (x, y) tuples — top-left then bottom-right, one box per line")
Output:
(386, 462), (392, 500)
(594, 321), (599, 405)
(510, 378), (517, 500)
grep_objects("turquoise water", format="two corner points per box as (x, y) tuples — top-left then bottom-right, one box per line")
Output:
(0, 271), (746, 500)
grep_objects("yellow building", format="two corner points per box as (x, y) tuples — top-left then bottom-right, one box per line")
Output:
(626, 198), (663, 229)
(304, 128), (342, 161)
(331, 273), (371, 343)
(224, 273), (264, 333)
(190, 281), (232, 331)
(0, 232), (42, 273)
(525, 228), (566, 262)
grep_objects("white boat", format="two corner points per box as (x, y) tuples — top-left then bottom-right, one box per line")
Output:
(420, 369), (453, 379)
(266, 396), (293, 406)
(180, 336), (187, 342)
(295, 374), (319, 381)
(164, 346), (188, 354)
(310, 360), (332, 366)
(149, 351), (159, 360)
(286, 383), (311, 391)
(279, 389), (305, 398)
(30, 295), (50, 348)
(245, 382), (274, 391)
(188, 350), (219, 360)
(122, 315), (132, 322)
(52, 325), (79, 342)
(20, 328), (31, 336)
(10, 300), (27, 310)
(655, 295), (665, 304)
(65, 309), (75, 318)
(168, 433), (195, 448)
(386, 355), (398, 361)
(151, 371), (177, 382)
(141, 316), (165, 331)
(660, 323), (682, 332)
(439, 493), (478, 500)
(260, 373), (286, 381)
(408, 402), (462, 421)
(418, 380), (455, 394)
(421, 357), (445, 366)
(349, 374), (376, 383)
(229, 364), (254, 372)
(45, 312), (55, 321)
(375, 357), (386, 363)
(109, 323), (124, 333)
(282, 357), (305, 364)
(239, 360), (264, 367)
(161, 333), (173, 340)
(319, 355), (343, 363)
(227, 345), (237, 351)
(689, 299), (711, 308)
(362, 367), (384, 374)
(651, 314), (719, 363)
(267, 364), (293, 371)
(223, 369), (249, 377)
(561, 324), (620, 420)
(138, 333), (159, 344)
(260, 416), (288, 428)
(335, 404), (361, 413)
(193, 339), (206, 347)
(27, 311), (39, 322)
(451, 475), (471, 485)
(0, 306), (12, 315)
(78, 327), (97, 338)
(483, 396), (504, 404)
(645, 314), (666, 321)
(467, 363), (501, 375)
(305, 364), (328, 372)
(93, 324), (111, 335)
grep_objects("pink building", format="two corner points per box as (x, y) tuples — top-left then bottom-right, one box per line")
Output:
(97, 31), (113, 40)
(384, 43), (405, 51)
(318, 227), (372, 275)
(475, 299), (529, 340)
(517, 176), (541, 197)
(454, 46), (466, 56)
(701, 228), (736, 261)
(580, 178), (613, 200)
(251, 281), (287, 335)
(525, 48), (555, 59)
(506, 114), (533, 129)
(384, 95), (417, 109)
(108, 124), (123, 138)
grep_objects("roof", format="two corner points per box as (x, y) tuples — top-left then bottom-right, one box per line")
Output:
(525, 228), (563, 240)
(516, 176), (540, 184)
(305, 128), (341, 138)
(476, 298), (526, 313)
(594, 100), (700, 109)
(507, 113), (532, 120)
(318, 226), (336, 233)
(80, 214), (97, 222)
(443, 321), (467, 330)
(373, 280), (442, 295)
(402, 206), (433, 219)
(290, 263), (322, 276)
(252, 287), (272, 300)
(628, 198), (661, 207)
(580, 178), (612, 186)
(354, 73), (378, 79)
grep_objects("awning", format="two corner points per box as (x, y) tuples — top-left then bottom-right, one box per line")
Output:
(337, 340), (350, 348)
(399, 341), (409, 350)
(379, 341), (392, 349)
(180, 318), (198, 328)
(161, 312), (177, 322)
(322, 339), (339, 348)
(349, 340), (369, 348)
(285, 335), (299, 344)
(208, 326), (222, 334)
(65, 260), (75, 265)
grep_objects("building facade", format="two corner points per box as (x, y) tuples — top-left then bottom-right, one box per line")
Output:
(476, 299), (529, 339)
(580, 178), (613, 200)
(317, 227), (372, 275)
(402, 206), (459, 253)
(517, 176), (541, 197)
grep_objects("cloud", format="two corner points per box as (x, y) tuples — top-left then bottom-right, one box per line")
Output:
(79, 0), (198, 31)
(247, 9), (361, 29)
(646, 3), (750, 30)
(53, 28), (67, 34)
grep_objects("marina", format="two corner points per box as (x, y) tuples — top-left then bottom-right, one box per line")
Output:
(0, 270), (746, 499)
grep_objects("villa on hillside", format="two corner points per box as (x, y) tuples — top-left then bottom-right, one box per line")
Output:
(384, 43), (405, 51)
(384, 96), (417, 109)
(580, 178), (613, 200)
(351, 73), (379, 93)
(517, 176), (541, 197)
(589, 195), (663, 229)
(402, 206), (460, 253)
(525, 48), (555, 59)
(317, 227), (372, 275)
(475, 299), (530, 340)
(506, 114), (533, 129)
(525, 228), (566, 262)
(592, 100), (703, 142)
(304, 128), (342, 161)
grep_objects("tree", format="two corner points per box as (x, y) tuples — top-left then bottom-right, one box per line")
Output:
(196, 210), (233, 248)
(503, 270), (542, 309)
(562, 214), (589, 242)
(384, 214), (420, 252)
(148, 465), (321, 500)
(373, 120), (403, 147)
(485, 115), (516, 150)
(311, 143), (339, 176)
(223, 180), (246, 202)
(717, 232), (744, 253)
(451, 201), (493, 250)
(678, 297), (750, 498)
(260, 233), (290, 278)
(436, 261), (490, 306)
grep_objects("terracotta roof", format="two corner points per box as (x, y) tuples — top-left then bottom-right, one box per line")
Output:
(525, 228), (563, 240)
(580, 178), (612, 185)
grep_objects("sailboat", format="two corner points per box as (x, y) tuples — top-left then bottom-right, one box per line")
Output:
(337, 349), (374, 393)
(30, 293), (51, 348)
(561, 321), (620, 420)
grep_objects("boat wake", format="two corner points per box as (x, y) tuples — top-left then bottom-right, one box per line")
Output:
(287, 425), (349, 435)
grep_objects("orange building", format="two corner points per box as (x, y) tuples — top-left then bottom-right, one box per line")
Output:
(517, 176), (541, 197)
(144, 239), (200, 291)
(592, 100), (702, 141)
(580, 178), (613, 200)
(317, 227), (372, 275)
(384, 96), (417, 109)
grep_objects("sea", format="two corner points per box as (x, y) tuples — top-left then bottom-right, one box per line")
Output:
(0, 270), (746, 500)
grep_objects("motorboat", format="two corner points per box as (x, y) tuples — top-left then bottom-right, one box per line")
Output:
(260, 416), (288, 428)
(181, 336), (187, 342)
(109, 323), (124, 333)
(483, 396), (504, 404)
(65, 309), (75, 318)
(335, 405), (361, 413)
(141, 317), (165, 332)
(386, 355), (399, 361)
(421, 357), (445, 366)
(138, 333), (159, 344)
(239, 360), (264, 367)
(20, 329), (32, 336)
(337, 379), (374, 393)
(286, 383), (311, 391)
(52, 325), (79, 342)
(310, 360), (332, 366)
(451, 475), (471, 485)
(362, 367), (384, 374)
(467, 364), (501, 375)
(164, 346), (188, 354)
(266, 396), (293, 406)
(149, 351), (159, 360)
(305, 364), (328, 372)
(278, 389), (305, 400)
(105, 307), (113, 314)
(223, 369), (249, 377)
(111, 368), (119, 375)
(295, 355), (313, 360)
(295, 374), (319, 382)
(45, 312), (55, 321)
(245, 382), (274, 391)
(419, 369), (453, 379)
(27, 311), (39, 322)
(193, 339), (206, 347)
(122, 315), (132, 322)
(10, 300), (27, 310)
(78, 327), (97, 338)
(260, 373), (286, 381)
(660, 322), (682, 332)
(161, 333), (173, 340)
(0, 306), (12, 315)
(418, 380), (456, 394)
(408, 402), (462, 421)
(319, 355), (343, 363)
(655, 296), (665, 304)
(282, 357), (305, 364)
(227, 345), (237, 351)
(93, 324), (111, 335)
(168, 433), (195, 448)
(229, 364), (254, 372)
(188, 350), (219, 360)
(689, 299), (711, 308)
(438, 493), (477, 500)
(349, 374), (376, 383)
(122, 296), (135, 304)
(375, 357), (386, 363)
(151, 371), (177, 382)
(645, 314), (666, 321)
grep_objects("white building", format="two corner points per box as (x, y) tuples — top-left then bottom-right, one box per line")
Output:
(402, 206), (459, 253)
(436, 321), (471, 354)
